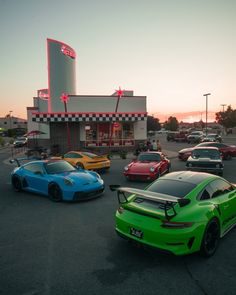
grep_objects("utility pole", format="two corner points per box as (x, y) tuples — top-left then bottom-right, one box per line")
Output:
(203, 93), (211, 136)
(9, 110), (13, 130)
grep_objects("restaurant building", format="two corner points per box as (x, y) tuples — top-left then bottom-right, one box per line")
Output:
(27, 39), (147, 153)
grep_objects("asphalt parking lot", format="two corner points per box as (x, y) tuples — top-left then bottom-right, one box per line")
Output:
(0, 136), (236, 295)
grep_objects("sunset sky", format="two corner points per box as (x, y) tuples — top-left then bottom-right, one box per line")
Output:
(1, 0), (235, 122)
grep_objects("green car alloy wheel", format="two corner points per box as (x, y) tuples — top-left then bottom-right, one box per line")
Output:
(110, 171), (236, 257)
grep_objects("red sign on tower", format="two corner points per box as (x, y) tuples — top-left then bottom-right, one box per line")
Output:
(60, 93), (69, 104)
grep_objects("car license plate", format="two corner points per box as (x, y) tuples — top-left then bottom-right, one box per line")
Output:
(130, 227), (143, 239)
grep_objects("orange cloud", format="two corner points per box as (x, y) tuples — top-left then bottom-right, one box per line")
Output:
(152, 111), (216, 123)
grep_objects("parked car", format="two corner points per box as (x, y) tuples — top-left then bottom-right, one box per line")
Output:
(174, 130), (189, 142)
(186, 147), (223, 176)
(179, 142), (236, 161)
(10, 159), (105, 202)
(110, 171), (236, 257)
(179, 147), (195, 161)
(52, 151), (110, 171)
(201, 133), (222, 143)
(124, 151), (170, 181)
(166, 131), (178, 141)
(13, 137), (28, 148)
(187, 131), (204, 143)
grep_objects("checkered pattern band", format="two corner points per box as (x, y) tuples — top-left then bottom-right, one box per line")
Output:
(32, 113), (147, 122)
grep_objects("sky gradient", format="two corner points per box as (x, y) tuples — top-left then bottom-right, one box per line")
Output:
(1, 0), (235, 122)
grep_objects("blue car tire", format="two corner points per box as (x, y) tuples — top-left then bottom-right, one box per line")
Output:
(12, 175), (22, 192)
(48, 183), (63, 202)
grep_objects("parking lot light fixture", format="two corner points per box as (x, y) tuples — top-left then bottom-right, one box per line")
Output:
(221, 104), (226, 112)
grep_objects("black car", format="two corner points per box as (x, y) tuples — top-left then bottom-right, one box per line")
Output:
(186, 146), (223, 176)
(166, 131), (178, 141)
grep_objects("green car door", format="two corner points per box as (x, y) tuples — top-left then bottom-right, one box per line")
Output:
(209, 178), (236, 233)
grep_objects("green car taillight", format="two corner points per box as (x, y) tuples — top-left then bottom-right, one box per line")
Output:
(117, 207), (125, 214)
(161, 220), (194, 229)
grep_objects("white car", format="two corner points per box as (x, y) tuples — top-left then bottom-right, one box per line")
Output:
(13, 137), (28, 148)
(187, 131), (204, 143)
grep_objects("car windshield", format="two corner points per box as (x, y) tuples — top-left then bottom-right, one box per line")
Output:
(197, 142), (219, 147)
(147, 179), (196, 198)
(15, 137), (26, 142)
(45, 161), (77, 174)
(192, 149), (220, 159)
(138, 153), (161, 162)
(81, 152), (98, 158)
(191, 131), (202, 135)
(205, 134), (216, 138)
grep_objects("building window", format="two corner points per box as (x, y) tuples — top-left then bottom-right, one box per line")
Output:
(98, 123), (110, 146)
(123, 123), (134, 139)
(122, 123), (134, 146)
(85, 122), (135, 147)
(85, 123), (97, 146)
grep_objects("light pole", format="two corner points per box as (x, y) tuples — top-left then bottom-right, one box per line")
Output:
(109, 87), (124, 149)
(221, 104), (226, 112)
(60, 93), (71, 151)
(203, 93), (211, 136)
(9, 110), (13, 129)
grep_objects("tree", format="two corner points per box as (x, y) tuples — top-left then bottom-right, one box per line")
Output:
(147, 115), (161, 131)
(215, 105), (236, 129)
(163, 116), (179, 131)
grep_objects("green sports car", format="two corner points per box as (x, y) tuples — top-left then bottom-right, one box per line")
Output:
(110, 171), (236, 257)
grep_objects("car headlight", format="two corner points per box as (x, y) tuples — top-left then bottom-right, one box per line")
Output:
(150, 167), (155, 172)
(95, 172), (101, 179)
(216, 164), (220, 168)
(63, 177), (74, 186)
(187, 163), (192, 167)
(124, 166), (129, 171)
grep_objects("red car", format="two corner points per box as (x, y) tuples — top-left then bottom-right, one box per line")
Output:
(124, 151), (171, 181)
(179, 142), (236, 161)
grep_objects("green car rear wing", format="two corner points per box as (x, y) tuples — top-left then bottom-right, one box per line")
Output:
(110, 185), (190, 220)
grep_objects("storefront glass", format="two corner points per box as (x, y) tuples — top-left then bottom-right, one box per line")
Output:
(85, 123), (97, 147)
(85, 122), (134, 147)
(122, 123), (134, 146)
(98, 123), (110, 146)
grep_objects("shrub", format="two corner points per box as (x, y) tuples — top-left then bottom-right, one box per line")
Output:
(0, 137), (5, 147)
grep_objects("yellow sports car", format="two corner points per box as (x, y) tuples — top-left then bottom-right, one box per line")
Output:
(60, 151), (110, 171)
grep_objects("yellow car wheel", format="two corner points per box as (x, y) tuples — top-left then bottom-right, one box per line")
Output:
(76, 162), (84, 169)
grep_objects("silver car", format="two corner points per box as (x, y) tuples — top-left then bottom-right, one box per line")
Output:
(186, 147), (223, 176)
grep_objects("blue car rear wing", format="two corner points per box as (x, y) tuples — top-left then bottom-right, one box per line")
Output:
(9, 156), (43, 167)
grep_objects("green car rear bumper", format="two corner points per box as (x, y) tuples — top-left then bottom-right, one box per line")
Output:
(116, 210), (206, 256)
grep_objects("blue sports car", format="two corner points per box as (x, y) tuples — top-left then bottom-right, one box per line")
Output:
(10, 159), (105, 202)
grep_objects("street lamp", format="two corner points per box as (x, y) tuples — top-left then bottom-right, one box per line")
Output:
(203, 93), (211, 136)
(220, 104), (226, 112)
(60, 93), (71, 151)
